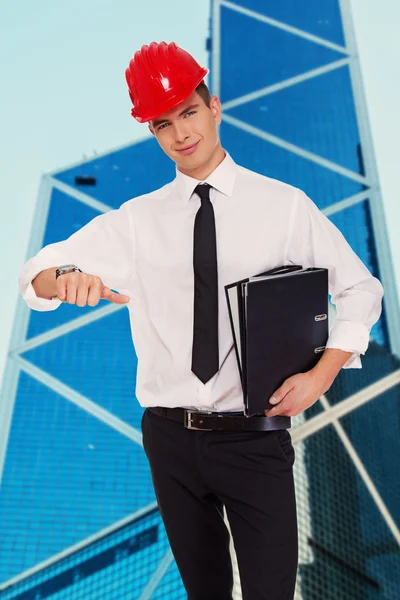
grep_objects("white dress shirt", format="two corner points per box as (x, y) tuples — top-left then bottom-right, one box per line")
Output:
(19, 152), (384, 412)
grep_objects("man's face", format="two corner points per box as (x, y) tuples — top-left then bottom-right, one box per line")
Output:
(148, 90), (222, 172)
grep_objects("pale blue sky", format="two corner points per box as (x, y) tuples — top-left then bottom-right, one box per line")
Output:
(0, 0), (399, 385)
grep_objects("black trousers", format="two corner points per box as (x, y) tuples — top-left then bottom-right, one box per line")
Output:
(141, 408), (298, 600)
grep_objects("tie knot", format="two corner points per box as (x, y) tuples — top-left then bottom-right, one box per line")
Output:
(194, 183), (212, 203)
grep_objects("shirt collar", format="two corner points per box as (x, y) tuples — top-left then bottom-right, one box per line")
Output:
(174, 150), (237, 203)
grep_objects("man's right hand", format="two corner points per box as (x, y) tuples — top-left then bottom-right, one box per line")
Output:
(56, 271), (130, 306)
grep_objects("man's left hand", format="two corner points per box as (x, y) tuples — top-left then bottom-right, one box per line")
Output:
(264, 371), (331, 417)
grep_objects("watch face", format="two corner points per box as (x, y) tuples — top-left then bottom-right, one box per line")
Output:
(56, 265), (81, 279)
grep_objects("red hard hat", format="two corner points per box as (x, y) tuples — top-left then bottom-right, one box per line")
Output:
(125, 41), (209, 123)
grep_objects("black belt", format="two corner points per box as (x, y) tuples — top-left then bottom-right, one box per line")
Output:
(147, 407), (291, 431)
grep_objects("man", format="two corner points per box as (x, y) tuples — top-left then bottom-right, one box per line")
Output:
(19, 42), (384, 599)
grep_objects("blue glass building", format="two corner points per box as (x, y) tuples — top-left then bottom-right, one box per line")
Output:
(1, 1), (399, 598)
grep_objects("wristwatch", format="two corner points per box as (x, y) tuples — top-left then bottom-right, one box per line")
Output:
(55, 264), (83, 279)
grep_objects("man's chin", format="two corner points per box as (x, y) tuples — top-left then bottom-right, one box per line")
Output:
(176, 155), (202, 170)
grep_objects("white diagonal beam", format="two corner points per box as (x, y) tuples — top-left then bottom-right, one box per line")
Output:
(222, 58), (350, 111)
(291, 369), (400, 443)
(222, 112), (369, 185)
(137, 549), (175, 600)
(13, 303), (124, 355)
(319, 394), (400, 545)
(14, 356), (143, 446)
(0, 501), (159, 591)
(220, 0), (348, 55)
(322, 189), (371, 217)
(49, 176), (112, 214)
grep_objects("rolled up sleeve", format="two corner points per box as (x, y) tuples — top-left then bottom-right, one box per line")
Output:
(18, 199), (136, 312)
(286, 190), (384, 369)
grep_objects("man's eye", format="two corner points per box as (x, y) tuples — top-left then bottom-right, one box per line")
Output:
(158, 123), (169, 131)
(184, 110), (196, 118)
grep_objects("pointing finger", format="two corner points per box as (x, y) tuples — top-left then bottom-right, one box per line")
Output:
(101, 286), (130, 304)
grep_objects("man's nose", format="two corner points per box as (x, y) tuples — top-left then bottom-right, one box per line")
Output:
(174, 123), (190, 144)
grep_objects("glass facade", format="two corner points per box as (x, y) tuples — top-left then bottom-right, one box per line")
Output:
(1, 1), (399, 598)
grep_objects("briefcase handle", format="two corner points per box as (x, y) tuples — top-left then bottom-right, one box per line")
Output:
(255, 264), (303, 277)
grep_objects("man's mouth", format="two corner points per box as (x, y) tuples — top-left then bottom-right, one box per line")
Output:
(176, 141), (200, 155)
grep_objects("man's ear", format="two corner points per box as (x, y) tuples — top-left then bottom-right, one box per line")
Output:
(210, 96), (222, 126)
(148, 123), (155, 136)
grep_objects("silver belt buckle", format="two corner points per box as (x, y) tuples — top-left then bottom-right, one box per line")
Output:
(185, 410), (213, 431)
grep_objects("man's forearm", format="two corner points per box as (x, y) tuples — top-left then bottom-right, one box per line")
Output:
(310, 348), (354, 391)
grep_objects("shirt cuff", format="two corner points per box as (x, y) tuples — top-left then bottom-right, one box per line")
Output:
(22, 281), (62, 312)
(336, 351), (362, 369)
(325, 320), (370, 369)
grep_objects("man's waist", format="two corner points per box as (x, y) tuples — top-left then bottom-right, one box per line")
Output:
(146, 406), (291, 431)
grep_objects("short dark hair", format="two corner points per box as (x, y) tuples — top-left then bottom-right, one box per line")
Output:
(195, 82), (211, 108)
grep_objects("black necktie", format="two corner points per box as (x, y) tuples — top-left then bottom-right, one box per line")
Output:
(191, 183), (219, 383)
